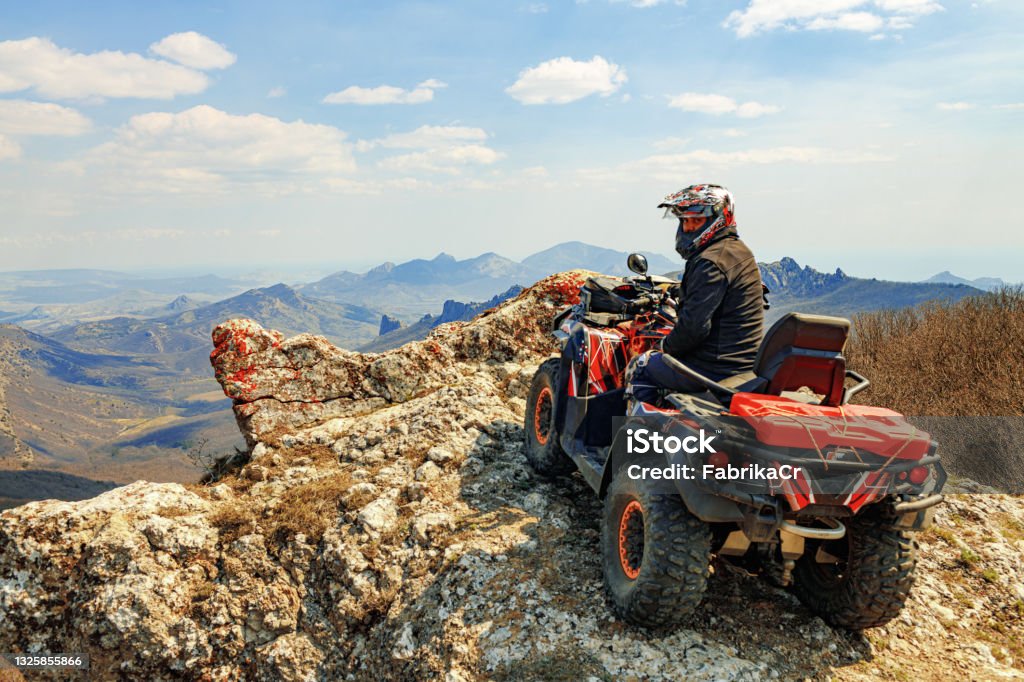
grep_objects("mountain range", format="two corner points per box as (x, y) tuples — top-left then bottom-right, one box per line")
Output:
(758, 258), (985, 323)
(299, 242), (678, 317)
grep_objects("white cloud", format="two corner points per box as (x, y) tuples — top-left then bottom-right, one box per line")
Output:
(521, 2), (549, 12)
(736, 101), (783, 118)
(360, 125), (489, 151)
(267, 86), (287, 98)
(874, 0), (943, 15)
(417, 78), (448, 90)
(378, 145), (506, 175)
(0, 134), (20, 161)
(81, 105), (355, 192)
(806, 11), (885, 32)
(720, 128), (748, 137)
(652, 136), (691, 150)
(355, 124), (504, 178)
(937, 101), (974, 110)
(149, 31), (236, 70)
(577, 145), (891, 183)
(668, 92), (781, 118)
(0, 100), (92, 136)
(724, 0), (943, 37)
(506, 56), (626, 104)
(322, 177), (389, 194)
(669, 93), (736, 114)
(994, 102), (1024, 110)
(608, 0), (687, 6)
(0, 36), (212, 100)
(323, 79), (447, 105)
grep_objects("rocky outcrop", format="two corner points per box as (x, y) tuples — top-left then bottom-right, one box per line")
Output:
(759, 257), (847, 298)
(0, 271), (1022, 681)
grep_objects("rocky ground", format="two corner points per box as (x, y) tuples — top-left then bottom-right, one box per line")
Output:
(0, 272), (1022, 681)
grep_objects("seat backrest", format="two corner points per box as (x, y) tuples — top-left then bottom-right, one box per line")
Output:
(754, 313), (850, 406)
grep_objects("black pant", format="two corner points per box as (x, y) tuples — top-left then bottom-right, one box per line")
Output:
(628, 351), (724, 403)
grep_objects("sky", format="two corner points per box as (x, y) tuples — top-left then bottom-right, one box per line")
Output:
(0, 0), (1022, 281)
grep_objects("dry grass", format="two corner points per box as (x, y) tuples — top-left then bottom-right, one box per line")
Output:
(208, 502), (259, 544)
(267, 472), (357, 543)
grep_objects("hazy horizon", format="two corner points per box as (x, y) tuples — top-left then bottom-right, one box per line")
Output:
(0, 239), (1019, 285)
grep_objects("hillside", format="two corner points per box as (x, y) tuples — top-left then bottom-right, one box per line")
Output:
(53, 283), (382, 368)
(0, 273), (1020, 680)
(0, 324), (239, 488)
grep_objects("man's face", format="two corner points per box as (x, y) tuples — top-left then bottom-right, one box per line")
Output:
(681, 215), (708, 233)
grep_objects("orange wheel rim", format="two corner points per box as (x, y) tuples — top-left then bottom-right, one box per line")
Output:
(534, 386), (552, 445)
(618, 500), (644, 580)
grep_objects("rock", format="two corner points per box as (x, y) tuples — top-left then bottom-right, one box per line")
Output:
(358, 496), (398, 533)
(257, 632), (324, 682)
(415, 461), (441, 482)
(341, 482), (378, 508)
(412, 512), (454, 545)
(426, 446), (456, 466)
(405, 482), (427, 502)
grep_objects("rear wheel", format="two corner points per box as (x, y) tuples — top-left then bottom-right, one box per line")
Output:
(791, 512), (917, 630)
(524, 359), (575, 477)
(601, 462), (711, 628)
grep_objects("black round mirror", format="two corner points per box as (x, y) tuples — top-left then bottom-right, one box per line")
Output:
(627, 252), (648, 276)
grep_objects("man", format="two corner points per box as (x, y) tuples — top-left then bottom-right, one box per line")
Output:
(628, 183), (764, 402)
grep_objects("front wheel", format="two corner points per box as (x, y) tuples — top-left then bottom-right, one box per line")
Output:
(523, 358), (575, 477)
(601, 462), (711, 628)
(791, 512), (917, 630)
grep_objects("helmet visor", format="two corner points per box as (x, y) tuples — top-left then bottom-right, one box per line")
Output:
(661, 203), (713, 220)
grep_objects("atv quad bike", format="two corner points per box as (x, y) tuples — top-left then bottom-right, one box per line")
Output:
(524, 254), (945, 630)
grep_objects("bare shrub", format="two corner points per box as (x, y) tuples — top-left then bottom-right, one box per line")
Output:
(186, 436), (250, 484)
(846, 288), (1024, 490)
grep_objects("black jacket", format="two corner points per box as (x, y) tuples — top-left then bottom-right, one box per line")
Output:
(662, 228), (764, 377)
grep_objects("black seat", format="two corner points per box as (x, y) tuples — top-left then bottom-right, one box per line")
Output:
(748, 312), (850, 406)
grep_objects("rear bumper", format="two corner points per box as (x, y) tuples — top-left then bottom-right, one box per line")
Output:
(893, 493), (944, 513)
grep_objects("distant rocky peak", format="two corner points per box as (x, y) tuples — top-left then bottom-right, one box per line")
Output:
(759, 258), (847, 296)
(166, 294), (194, 311)
(257, 283), (303, 305)
(367, 262), (396, 276)
(378, 314), (402, 336)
